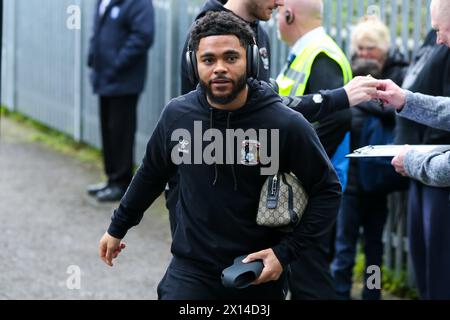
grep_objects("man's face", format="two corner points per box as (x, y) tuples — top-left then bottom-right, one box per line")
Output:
(431, 1), (450, 47)
(247, 0), (284, 21)
(196, 35), (247, 105)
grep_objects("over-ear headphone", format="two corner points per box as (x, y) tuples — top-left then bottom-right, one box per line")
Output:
(186, 39), (260, 85)
(285, 9), (295, 25)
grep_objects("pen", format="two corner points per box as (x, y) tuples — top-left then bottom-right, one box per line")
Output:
(378, 98), (385, 111)
(367, 74), (384, 110)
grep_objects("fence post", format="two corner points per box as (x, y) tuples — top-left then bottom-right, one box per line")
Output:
(412, 0), (422, 60)
(380, 0), (387, 22)
(0, 0), (2, 109)
(357, 0), (364, 19)
(395, 193), (405, 277)
(176, 0), (189, 96)
(164, 0), (173, 102)
(4, 0), (17, 110)
(390, 0), (398, 48)
(401, 0), (410, 58)
(73, 0), (82, 141)
(406, 243), (416, 288)
(323, 0), (331, 35)
(345, 0), (353, 56)
(336, 0), (343, 48)
(385, 196), (393, 271)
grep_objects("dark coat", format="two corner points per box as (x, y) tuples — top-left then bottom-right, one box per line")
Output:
(346, 49), (409, 195)
(88, 0), (155, 96)
(395, 30), (450, 146)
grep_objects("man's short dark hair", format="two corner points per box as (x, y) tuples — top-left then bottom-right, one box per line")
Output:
(189, 11), (256, 51)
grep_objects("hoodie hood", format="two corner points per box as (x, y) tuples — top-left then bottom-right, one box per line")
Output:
(196, 79), (282, 121)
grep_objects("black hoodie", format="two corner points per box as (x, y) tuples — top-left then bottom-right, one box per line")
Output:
(180, 0), (272, 94)
(108, 80), (341, 275)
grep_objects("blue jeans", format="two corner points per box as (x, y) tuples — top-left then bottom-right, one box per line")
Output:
(331, 193), (388, 300)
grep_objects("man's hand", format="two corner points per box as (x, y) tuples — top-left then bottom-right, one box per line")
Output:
(344, 76), (379, 107)
(391, 145), (412, 177)
(242, 249), (283, 285)
(376, 79), (406, 110)
(99, 232), (126, 267)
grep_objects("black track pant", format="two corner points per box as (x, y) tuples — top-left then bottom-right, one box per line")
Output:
(99, 94), (138, 188)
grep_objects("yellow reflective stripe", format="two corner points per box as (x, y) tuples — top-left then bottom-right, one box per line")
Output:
(276, 74), (296, 96)
(310, 47), (352, 84)
(277, 34), (352, 97)
(293, 46), (328, 95)
(289, 46), (318, 95)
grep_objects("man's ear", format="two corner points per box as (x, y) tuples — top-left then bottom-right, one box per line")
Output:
(285, 9), (295, 25)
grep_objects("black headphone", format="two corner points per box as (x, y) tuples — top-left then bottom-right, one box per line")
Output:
(285, 9), (295, 25)
(186, 39), (260, 85)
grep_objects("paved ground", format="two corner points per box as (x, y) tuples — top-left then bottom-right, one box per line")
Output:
(0, 117), (172, 299)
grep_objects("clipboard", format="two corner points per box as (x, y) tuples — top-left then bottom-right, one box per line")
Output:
(346, 145), (450, 158)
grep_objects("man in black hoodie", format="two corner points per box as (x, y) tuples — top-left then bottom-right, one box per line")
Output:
(164, 0), (283, 236)
(99, 11), (341, 299)
(170, 0), (377, 239)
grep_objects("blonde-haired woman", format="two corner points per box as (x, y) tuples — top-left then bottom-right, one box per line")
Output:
(350, 15), (407, 84)
(331, 15), (409, 300)
(351, 15), (391, 66)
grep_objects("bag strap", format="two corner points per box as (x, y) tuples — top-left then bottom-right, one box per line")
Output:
(266, 174), (279, 209)
(281, 174), (299, 225)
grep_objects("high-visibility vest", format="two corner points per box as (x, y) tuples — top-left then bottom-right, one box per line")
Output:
(277, 33), (352, 191)
(276, 34), (352, 96)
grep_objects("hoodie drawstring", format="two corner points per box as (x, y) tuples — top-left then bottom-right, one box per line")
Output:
(210, 107), (218, 186)
(209, 108), (238, 191)
(227, 112), (238, 191)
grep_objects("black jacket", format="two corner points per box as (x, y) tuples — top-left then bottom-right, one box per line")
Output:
(180, 0), (271, 95)
(381, 48), (409, 86)
(303, 53), (352, 158)
(108, 79), (341, 275)
(88, 0), (155, 96)
(395, 30), (450, 145)
(346, 49), (409, 195)
(286, 88), (350, 123)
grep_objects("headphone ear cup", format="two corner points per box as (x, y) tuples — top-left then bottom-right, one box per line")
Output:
(186, 50), (199, 84)
(247, 44), (260, 79)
